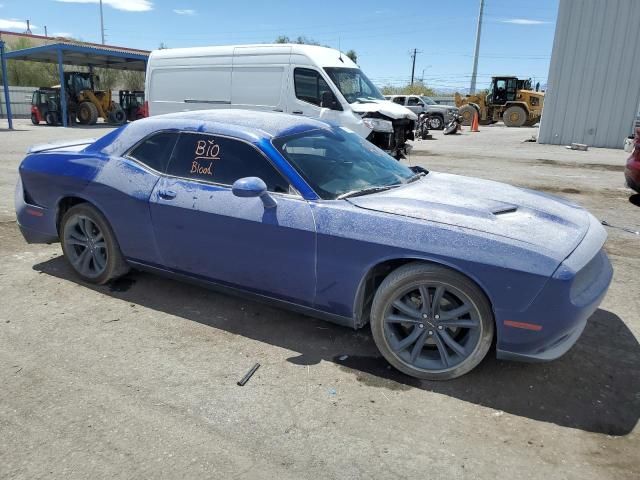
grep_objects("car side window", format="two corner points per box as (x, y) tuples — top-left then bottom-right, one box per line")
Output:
(127, 132), (179, 173)
(294, 68), (335, 107)
(166, 133), (290, 193)
(392, 96), (405, 105)
(407, 97), (421, 106)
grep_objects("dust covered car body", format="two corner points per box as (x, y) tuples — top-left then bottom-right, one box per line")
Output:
(16, 110), (612, 379)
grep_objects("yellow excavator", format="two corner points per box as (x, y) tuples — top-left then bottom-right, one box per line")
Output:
(61, 72), (127, 125)
(455, 76), (544, 127)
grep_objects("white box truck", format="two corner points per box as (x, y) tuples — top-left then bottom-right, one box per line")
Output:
(145, 44), (417, 158)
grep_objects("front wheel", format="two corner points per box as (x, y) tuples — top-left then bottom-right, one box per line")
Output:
(370, 263), (494, 380)
(428, 115), (444, 130)
(503, 106), (527, 127)
(60, 203), (130, 284)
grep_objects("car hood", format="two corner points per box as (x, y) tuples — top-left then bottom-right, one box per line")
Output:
(350, 99), (418, 121)
(347, 172), (591, 260)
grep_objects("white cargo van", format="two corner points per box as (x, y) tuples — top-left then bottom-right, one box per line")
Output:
(145, 44), (417, 157)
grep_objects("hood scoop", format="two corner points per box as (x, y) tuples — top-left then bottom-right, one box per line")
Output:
(491, 205), (518, 215)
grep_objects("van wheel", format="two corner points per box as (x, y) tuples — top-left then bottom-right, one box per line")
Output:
(60, 203), (129, 284)
(370, 262), (494, 380)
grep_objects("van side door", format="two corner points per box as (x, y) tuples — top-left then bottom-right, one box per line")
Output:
(231, 46), (291, 113)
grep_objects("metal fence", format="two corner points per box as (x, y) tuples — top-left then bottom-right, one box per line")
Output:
(1, 86), (457, 119)
(0, 86), (35, 118)
(0, 87), (125, 119)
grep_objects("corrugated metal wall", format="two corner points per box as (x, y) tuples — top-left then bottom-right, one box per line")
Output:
(538, 0), (640, 149)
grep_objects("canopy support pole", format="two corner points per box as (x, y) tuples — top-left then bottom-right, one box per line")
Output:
(57, 47), (68, 128)
(0, 40), (13, 130)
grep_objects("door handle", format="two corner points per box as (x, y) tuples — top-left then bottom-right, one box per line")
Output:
(292, 110), (303, 115)
(158, 189), (176, 200)
(272, 108), (283, 112)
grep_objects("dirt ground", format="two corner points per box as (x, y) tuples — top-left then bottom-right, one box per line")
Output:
(1, 119), (638, 480)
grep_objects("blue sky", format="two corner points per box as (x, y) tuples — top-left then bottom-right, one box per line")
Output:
(0, 0), (558, 91)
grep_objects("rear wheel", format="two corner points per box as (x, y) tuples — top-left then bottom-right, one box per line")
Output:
(503, 106), (527, 127)
(61, 203), (129, 284)
(370, 262), (494, 380)
(31, 113), (39, 125)
(459, 105), (477, 126)
(77, 102), (98, 125)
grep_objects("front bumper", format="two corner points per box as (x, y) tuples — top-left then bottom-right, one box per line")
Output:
(496, 214), (613, 362)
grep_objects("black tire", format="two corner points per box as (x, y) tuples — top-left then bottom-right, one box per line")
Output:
(459, 105), (477, 126)
(77, 102), (99, 125)
(370, 262), (494, 380)
(60, 203), (130, 284)
(45, 111), (59, 126)
(428, 115), (444, 130)
(503, 106), (527, 127)
(31, 113), (39, 125)
(108, 103), (127, 125)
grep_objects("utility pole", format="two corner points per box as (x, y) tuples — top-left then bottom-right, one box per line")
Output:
(410, 48), (420, 85)
(99, 0), (105, 44)
(44, 25), (48, 37)
(469, 0), (485, 94)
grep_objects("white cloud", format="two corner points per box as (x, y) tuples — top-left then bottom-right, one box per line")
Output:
(55, 0), (153, 12)
(500, 18), (550, 25)
(173, 8), (195, 15)
(0, 18), (39, 30)
(52, 32), (73, 37)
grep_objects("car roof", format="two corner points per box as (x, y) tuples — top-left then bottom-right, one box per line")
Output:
(96, 109), (332, 156)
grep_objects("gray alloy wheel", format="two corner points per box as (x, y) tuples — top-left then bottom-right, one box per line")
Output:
(61, 203), (129, 284)
(370, 263), (494, 380)
(428, 115), (444, 130)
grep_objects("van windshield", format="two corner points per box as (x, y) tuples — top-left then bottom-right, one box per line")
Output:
(324, 67), (385, 104)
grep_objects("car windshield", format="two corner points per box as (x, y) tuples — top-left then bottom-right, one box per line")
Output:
(273, 127), (416, 200)
(324, 67), (385, 104)
(420, 96), (437, 105)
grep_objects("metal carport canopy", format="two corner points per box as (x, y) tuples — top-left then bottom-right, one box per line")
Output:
(0, 42), (149, 128)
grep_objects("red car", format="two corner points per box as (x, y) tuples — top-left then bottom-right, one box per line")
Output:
(626, 128), (640, 193)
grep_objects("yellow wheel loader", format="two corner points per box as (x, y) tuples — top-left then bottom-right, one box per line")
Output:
(63, 72), (127, 126)
(455, 76), (544, 127)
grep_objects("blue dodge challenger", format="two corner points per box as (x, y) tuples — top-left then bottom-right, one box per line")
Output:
(15, 110), (613, 380)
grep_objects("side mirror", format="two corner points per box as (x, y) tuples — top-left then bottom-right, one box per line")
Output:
(232, 177), (277, 209)
(321, 91), (341, 111)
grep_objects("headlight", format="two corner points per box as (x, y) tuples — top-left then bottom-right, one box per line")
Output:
(362, 118), (394, 133)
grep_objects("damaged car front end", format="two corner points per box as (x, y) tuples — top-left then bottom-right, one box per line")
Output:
(324, 66), (417, 159)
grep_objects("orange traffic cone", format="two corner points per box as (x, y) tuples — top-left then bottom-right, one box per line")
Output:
(471, 111), (480, 132)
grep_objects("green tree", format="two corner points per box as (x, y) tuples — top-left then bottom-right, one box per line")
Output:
(380, 81), (436, 96)
(273, 35), (357, 63)
(1, 38), (58, 87)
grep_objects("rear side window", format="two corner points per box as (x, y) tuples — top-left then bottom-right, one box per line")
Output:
(294, 68), (333, 107)
(166, 133), (290, 193)
(392, 96), (405, 105)
(127, 132), (179, 173)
